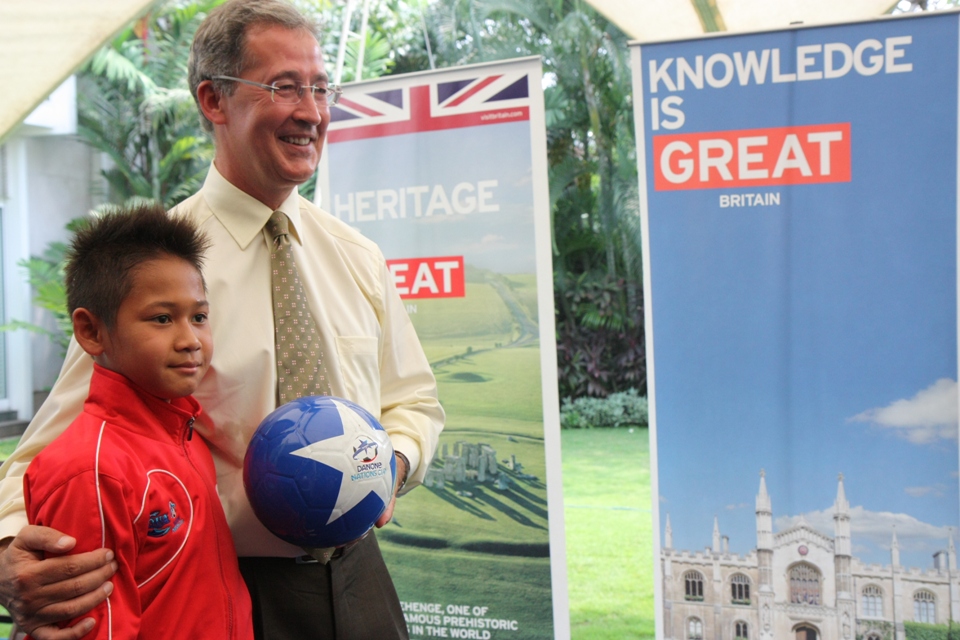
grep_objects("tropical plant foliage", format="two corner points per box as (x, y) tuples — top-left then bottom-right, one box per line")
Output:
(0, 228), (74, 355)
(0, 207), (153, 355)
(395, 0), (645, 397)
(560, 388), (647, 429)
(556, 273), (644, 398)
(77, 1), (222, 208)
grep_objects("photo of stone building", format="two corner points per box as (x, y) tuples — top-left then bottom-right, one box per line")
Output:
(661, 472), (960, 640)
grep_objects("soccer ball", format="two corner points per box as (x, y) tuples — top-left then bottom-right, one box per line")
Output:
(243, 396), (396, 549)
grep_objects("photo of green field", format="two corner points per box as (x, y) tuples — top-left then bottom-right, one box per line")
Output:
(379, 268), (556, 639)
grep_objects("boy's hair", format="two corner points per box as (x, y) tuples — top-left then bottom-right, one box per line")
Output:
(65, 202), (210, 328)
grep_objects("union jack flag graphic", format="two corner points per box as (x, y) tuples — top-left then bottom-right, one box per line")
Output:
(328, 71), (531, 143)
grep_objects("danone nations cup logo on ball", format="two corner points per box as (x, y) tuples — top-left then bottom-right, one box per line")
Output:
(243, 396), (396, 549)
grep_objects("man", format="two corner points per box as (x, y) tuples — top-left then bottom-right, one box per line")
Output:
(0, 1), (443, 638)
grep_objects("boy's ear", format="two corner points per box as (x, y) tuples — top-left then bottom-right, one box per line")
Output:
(196, 80), (228, 126)
(72, 308), (107, 357)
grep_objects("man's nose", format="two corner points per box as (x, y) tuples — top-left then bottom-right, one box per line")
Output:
(292, 90), (324, 124)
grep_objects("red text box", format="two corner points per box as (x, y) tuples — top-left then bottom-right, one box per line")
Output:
(653, 123), (851, 191)
(387, 256), (465, 299)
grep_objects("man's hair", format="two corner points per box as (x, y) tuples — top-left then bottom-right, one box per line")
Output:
(65, 202), (210, 328)
(188, 0), (320, 132)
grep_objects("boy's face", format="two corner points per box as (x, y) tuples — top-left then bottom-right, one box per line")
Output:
(97, 255), (213, 400)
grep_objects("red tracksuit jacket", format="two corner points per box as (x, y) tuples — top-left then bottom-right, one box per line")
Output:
(24, 365), (253, 639)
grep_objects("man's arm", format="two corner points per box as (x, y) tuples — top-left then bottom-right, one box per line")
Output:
(0, 340), (117, 637)
(0, 530), (115, 639)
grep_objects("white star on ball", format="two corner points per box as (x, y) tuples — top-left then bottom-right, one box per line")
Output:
(290, 399), (391, 524)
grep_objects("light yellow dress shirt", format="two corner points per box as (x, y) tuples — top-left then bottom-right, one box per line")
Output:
(0, 165), (444, 556)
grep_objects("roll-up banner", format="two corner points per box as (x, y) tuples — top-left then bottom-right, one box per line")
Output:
(632, 12), (960, 640)
(317, 56), (568, 640)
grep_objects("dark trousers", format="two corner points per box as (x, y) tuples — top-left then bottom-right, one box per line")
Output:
(239, 533), (409, 640)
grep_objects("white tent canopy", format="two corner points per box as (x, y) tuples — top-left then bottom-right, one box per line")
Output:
(587, 0), (898, 42)
(0, 0), (157, 143)
(0, 0), (899, 143)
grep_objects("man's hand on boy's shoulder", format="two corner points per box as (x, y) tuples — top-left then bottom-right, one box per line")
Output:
(0, 526), (117, 639)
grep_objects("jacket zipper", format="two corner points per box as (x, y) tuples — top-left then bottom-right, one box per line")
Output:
(181, 416), (236, 637)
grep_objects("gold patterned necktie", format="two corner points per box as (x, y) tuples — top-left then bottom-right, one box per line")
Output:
(266, 211), (332, 403)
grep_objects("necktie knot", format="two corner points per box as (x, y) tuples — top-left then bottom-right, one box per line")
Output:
(266, 211), (290, 246)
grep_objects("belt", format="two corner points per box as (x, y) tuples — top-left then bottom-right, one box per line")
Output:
(295, 549), (341, 564)
(294, 531), (369, 564)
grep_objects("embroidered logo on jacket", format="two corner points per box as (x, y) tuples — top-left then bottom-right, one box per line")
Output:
(148, 501), (185, 537)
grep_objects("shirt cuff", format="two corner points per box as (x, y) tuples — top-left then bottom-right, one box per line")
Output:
(388, 433), (422, 483)
(0, 512), (29, 543)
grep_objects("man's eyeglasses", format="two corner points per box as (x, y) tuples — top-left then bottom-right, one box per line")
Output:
(212, 75), (342, 107)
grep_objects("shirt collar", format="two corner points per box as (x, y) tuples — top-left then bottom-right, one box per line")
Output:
(201, 164), (304, 250)
(86, 364), (202, 441)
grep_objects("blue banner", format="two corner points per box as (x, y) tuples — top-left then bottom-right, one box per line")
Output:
(633, 12), (960, 640)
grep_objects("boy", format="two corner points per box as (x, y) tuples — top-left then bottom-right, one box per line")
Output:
(22, 203), (253, 639)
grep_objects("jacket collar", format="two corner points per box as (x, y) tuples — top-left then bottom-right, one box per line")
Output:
(84, 365), (202, 442)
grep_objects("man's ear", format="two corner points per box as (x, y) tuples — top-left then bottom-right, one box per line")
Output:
(196, 79), (228, 126)
(72, 308), (107, 357)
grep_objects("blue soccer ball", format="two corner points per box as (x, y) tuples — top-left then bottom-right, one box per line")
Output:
(243, 396), (396, 549)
